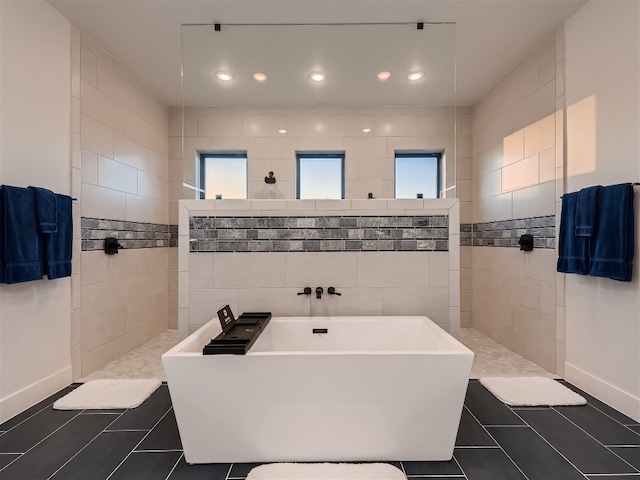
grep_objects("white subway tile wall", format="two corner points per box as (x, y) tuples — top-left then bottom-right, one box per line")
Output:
(470, 33), (559, 372)
(74, 29), (174, 378)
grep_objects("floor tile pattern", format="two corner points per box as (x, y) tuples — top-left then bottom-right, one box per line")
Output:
(1, 381), (638, 479)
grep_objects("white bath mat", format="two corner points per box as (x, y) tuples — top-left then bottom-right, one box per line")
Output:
(246, 463), (406, 480)
(479, 377), (586, 406)
(53, 379), (161, 410)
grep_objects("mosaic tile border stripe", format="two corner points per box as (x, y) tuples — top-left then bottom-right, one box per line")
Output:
(190, 215), (449, 253)
(460, 215), (556, 249)
(81, 217), (178, 251)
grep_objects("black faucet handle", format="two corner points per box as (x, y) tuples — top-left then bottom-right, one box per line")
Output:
(297, 287), (312, 296)
(328, 287), (342, 296)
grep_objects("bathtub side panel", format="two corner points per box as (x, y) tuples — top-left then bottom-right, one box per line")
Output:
(164, 352), (472, 463)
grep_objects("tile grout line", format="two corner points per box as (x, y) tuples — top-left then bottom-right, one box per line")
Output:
(46, 410), (127, 480)
(104, 428), (152, 432)
(462, 405), (532, 480)
(136, 449), (183, 453)
(451, 449), (470, 480)
(560, 383), (640, 431)
(550, 406), (640, 474)
(585, 475), (640, 477)
(508, 407), (591, 479)
(474, 424), (529, 427)
(163, 451), (184, 480)
(164, 453), (183, 480)
(105, 405), (174, 480)
(224, 462), (234, 480)
(0, 410), (83, 458)
(0, 454), (21, 472)
(0, 387), (79, 435)
(398, 460), (407, 477)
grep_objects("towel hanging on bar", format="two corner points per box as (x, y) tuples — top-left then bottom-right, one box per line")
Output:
(0, 184), (73, 284)
(557, 182), (635, 282)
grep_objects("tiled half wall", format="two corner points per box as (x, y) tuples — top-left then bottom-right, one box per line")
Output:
(178, 198), (461, 340)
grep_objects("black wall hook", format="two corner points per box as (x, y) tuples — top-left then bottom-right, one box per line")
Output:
(104, 237), (123, 255)
(518, 234), (534, 252)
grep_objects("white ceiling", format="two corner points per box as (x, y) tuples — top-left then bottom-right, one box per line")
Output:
(181, 23), (456, 106)
(48, 0), (587, 107)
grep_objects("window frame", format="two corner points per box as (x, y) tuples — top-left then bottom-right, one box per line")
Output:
(394, 152), (443, 199)
(198, 152), (248, 200)
(295, 152), (346, 200)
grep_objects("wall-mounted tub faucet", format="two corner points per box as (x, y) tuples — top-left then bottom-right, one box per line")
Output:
(328, 287), (342, 296)
(315, 287), (324, 299)
(297, 287), (312, 296)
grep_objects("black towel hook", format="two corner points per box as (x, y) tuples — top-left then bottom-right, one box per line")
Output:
(104, 237), (123, 255)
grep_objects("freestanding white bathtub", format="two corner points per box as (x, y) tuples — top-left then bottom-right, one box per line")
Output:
(162, 316), (474, 464)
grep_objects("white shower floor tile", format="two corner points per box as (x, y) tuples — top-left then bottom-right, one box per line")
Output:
(461, 328), (559, 379)
(80, 329), (177, 382)
(79, 327), (557, 382)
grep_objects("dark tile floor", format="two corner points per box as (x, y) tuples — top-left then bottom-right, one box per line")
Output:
(0, 380), (638, 479)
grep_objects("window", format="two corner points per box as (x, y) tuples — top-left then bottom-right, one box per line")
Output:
(394, 153), (442, 199)
(296, 153), (345, 199)
(199, 153), (247, 199)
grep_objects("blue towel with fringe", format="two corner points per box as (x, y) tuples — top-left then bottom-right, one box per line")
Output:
(43, 194), (73, 280)
(2, 185), (44, 283)
(589, 183), (634, 282)
(557, 191), (590, 275)
(575, 186), (601, 237)
(28, 186), (58, 233)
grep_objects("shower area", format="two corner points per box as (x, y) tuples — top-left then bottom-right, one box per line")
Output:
(77, 21), (561, 381)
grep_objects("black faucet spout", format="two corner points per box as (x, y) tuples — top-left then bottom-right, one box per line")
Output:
(315, 287), (323, 299)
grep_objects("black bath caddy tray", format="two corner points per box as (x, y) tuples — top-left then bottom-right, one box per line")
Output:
(202, 312), (271, 355)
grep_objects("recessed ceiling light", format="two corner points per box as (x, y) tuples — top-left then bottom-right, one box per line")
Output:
(253, 73), (267, 82)
(362, 128), (372, 133)
(216, 71), (233, 82)
(278, 129), (287, 134)
(407, 70), (424, 81)
(309, 71), (326, 82)
(377, 71), (391, 81)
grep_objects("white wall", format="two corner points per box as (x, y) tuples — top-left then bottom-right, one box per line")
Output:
(0, 1), (72, 422)
(563, 0), (640, 421)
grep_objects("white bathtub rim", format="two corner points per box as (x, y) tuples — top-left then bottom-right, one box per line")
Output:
(162, 315), (474, 357)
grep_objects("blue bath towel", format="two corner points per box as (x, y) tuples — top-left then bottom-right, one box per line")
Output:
(2, 185), (44, 283)
(557, 191), (590, 275)
(28, 186), (58, 233)
(43, 194), (73, 280)
(575, 186), (601, 237)
(589, 183), (634, 282)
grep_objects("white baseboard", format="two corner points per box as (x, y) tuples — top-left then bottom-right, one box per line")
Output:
(0, 366), (72, 423)
(564, 362), (640, 422)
